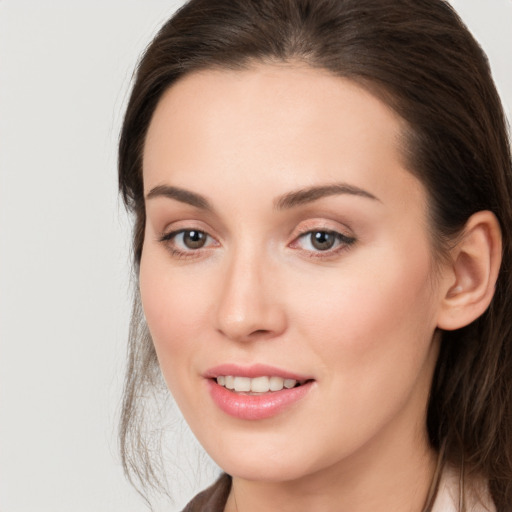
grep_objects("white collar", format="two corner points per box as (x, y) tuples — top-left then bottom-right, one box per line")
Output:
(431, 464), (495, 512)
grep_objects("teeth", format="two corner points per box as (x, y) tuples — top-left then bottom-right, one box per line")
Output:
(284, 379), (296, 389)
(216, 375), (300, 392)
(269, 376), (284, 391)
(225, 376), (235, 390)
(233, 377), (251, 392)
(251, 376), (270, 393)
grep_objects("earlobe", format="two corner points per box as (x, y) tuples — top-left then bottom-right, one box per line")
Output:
(437, 211), (502, 331)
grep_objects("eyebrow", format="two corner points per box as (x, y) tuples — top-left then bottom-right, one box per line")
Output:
(146, 185), (212, 210)
(145, 182), (379, 211)
(274, 183), (380, 210)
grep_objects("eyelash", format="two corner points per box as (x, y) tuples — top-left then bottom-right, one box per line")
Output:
(158, 228), (356, 260)
(291, 229), (356, 258)
(158, 229), (217, 259)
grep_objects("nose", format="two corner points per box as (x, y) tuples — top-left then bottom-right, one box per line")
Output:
(214, 248), (287, 342)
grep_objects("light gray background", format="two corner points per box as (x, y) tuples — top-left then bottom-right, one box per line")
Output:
(1, 2), (511, 511)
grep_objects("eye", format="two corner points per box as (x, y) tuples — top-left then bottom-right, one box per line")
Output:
(308, 231), (338, 251)
(159, 228), (217, 255)
(178, 229), (208, 249)
(294, 229), (356, 253)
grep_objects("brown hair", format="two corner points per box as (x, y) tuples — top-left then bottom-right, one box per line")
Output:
(118, 0), (512, 508)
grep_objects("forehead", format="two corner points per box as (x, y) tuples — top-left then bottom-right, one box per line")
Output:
(143, 63), (422, 211)
(144, 63), (405, 157)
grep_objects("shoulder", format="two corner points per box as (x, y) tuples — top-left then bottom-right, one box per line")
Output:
(432, 464), (496, 512)
(182, 473), (232, 512)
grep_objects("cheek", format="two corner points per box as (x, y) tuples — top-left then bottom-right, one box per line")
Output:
(280, 248), (440, 452)
(291, 242), (439, 381)
(138, 253), (213, 387)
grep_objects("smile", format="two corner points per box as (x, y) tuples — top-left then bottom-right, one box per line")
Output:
(216, 375), (306, 393)
(206, 367), (315, 420)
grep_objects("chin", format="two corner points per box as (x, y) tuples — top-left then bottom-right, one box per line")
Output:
(197, 428), (334, 484)
(218, 455), (313, 483)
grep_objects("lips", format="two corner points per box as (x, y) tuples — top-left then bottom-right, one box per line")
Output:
(204, 364), (315, 420)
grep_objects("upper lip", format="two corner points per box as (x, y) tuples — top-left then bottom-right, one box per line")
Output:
(204, 363), (313, 381)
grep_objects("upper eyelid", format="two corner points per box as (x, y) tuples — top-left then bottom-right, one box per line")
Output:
(290, 219), (355, 238)
(292, 229), (356, 246)
(160, 228), (215, 242)
(297, 228), (354, 240)
(157, 219), (356, 244)
(159, 220), (219, 239)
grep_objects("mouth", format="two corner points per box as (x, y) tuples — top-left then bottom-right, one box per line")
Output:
(205, 365), (315, 420)
(214, 375), (311, 394)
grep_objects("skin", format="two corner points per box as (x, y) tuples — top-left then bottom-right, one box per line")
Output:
(140, 63), (457, 512)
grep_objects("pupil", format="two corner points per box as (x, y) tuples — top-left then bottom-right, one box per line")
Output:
(311, 231), (335, 250)
(184, 230), (206, 249)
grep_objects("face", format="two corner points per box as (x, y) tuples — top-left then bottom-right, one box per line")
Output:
(140, 64), (446, 484)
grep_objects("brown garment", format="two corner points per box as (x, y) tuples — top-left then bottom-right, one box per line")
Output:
(182, 474), (232, 512)
(182, 466), (496, 511)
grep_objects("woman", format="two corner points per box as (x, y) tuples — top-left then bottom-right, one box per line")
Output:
(118, 0), (512, 510)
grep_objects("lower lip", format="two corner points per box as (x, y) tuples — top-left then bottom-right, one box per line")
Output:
(207, 379), (314, 420)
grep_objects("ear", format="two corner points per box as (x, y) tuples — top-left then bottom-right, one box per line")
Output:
(437, 211), (502, 331)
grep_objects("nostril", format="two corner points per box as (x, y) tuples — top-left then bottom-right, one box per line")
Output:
(251, 329), (271, 336)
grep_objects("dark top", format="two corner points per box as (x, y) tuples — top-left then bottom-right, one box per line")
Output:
(182, 474), (232, 512)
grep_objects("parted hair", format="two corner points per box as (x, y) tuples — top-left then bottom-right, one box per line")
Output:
(118, 0), (512, 509)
